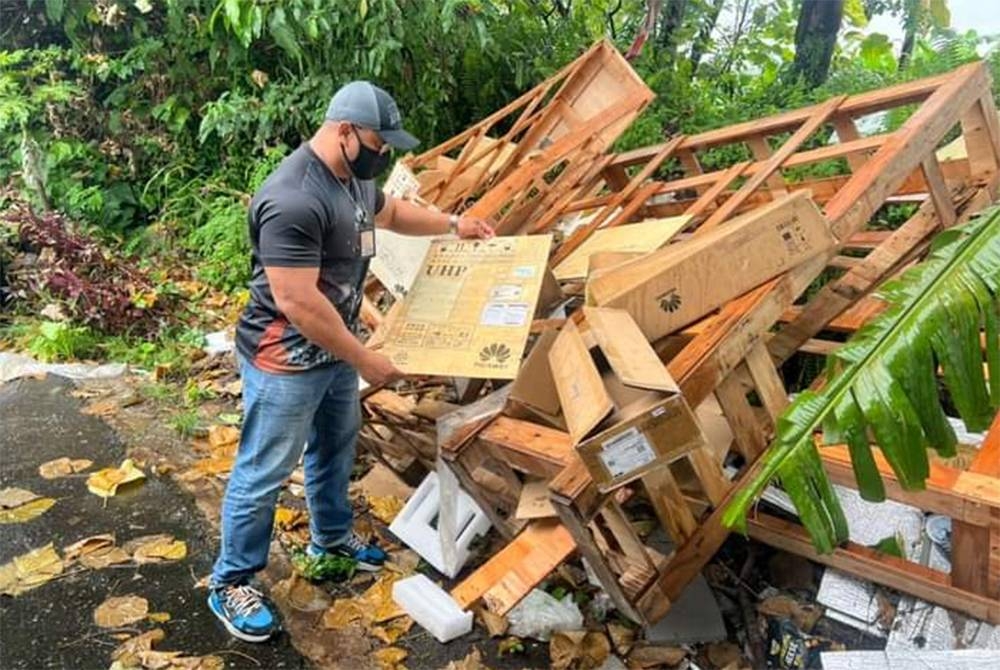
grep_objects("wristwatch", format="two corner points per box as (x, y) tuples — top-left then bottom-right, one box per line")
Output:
(448, 214), (460, 236)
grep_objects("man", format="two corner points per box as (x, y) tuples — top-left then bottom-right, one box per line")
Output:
(208, 81), (494, 643)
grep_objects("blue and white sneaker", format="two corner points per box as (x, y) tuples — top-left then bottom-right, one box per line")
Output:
(207, 583), (278, 643)
(309, 533), (387, 572)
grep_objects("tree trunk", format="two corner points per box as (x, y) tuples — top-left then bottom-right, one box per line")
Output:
(689, 0), (724, 75)
(790, 0), (844, 88)
(658, 0), (688, 58)
(898, 0), (921, 70)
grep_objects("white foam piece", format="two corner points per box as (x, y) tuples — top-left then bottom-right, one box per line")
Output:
(392, 574), (472, 643)
(388, 467), (491, 578)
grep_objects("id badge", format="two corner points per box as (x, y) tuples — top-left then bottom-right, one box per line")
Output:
(359, 228), (375, 258)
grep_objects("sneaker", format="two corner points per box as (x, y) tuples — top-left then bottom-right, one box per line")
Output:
(207, 583), (278, 643)
(311, 533), (387, 572)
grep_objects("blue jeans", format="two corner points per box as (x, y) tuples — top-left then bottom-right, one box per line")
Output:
(210, 356), (361, 587)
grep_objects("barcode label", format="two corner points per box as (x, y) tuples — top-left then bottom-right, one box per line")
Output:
(598, 426), (657, 478)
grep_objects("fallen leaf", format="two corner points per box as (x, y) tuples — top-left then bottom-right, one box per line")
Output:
(479, 608), (509, 637)
(111, 628), (165, 662)
(64, 534), (115, 562)
(122, 534), (174, 555)
(371, 646), (407, 670)
(185, 455), (234, 478)
(87, 459), (145, 498)
(368, 495), (405, 525)
(706, 641), (743, 668)
(207, 425), (239, 449)
(550, 630), (610, 670)
(274, 506), (307, 530)
(322, 598), (367, 629)
(218, 413), (241, 426)
(370, 616), (413, 644)
(607, 622), (635, 655)
(147, 612), (171, 623)
(94, 595), (150, 628)
(82, 399), (118, 417)
(0, 544), (64, 596)
(442, 648), (485, 670)
(133, 537), (187, 564)
(384, 548), (420, 576)
(626, 643), (687, 668)
(875, 588), (896, 630)
(81, 546), (132, 569)
(0, 487), (38, 508)
(278, 574), (331, 612)
(0, 496), (56, 524)
(498, 636), (525, 656)
(39, 457), (93, 479)
(221, 379), (242, 396)
(360, 572), (404, 623)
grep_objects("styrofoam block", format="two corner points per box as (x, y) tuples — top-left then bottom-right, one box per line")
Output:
(392, 574), (472, 643)
(388, 468), (491, 578)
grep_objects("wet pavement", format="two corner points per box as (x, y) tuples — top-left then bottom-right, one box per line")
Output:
(0, 375), (307, 669)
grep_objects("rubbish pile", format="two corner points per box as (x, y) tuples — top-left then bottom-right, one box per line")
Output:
(338, 38), (1000, 667)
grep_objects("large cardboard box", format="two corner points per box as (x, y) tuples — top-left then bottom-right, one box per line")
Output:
(381, 235), (553, 379)
(546, 307), (708, 491)
(586, 191), (835, 341)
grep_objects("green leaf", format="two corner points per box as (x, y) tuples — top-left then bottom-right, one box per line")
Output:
(725, 208), (1000, 552)
(870, 534), (905, 558)
(927, 0), (951, 27)
(843, 0), (869, 28)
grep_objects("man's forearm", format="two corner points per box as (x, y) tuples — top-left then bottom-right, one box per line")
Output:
(387, 198), (451, 236)
(280, 290), (368, 366)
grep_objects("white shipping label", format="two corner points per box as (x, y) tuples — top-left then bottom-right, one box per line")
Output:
(480, 302), (529, 327)
(598, 426), (657, 478)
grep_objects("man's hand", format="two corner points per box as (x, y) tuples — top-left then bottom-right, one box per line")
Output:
(457, 216), (495, 240)
(356, 349), (405, 386)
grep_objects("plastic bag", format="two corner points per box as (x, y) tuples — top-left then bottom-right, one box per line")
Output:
(507, 589), (584, 641)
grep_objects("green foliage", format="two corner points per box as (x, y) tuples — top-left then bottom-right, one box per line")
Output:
(724, 209), (1000, 552)
(290, 546), (357, 582)
(19, 320), (99, 362)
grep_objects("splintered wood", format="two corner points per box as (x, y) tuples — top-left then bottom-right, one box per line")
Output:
(360, 44), (1000, 628)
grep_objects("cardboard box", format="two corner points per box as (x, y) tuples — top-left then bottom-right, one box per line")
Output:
(586, 191), (835, 341)
(381, 235), (553, 379)
(505, 329), (566, 430)
(546, 307), (708, 491)
(551, 215), (691, 281)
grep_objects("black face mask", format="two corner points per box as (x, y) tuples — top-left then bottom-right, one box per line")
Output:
(342, 127), (391, 180)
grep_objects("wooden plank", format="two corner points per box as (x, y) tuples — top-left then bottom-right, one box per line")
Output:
(698, 96), (844, 233)
(714, 367), (768, 460)
(950, 413), (1000, 598)
(748, 512), (1000, 625)
(832, 115), (867, 172)
(747, 135), (788, 196)
(682, 161), (750, 218)
(641, 466), (699, 543)
(744, 342), (789, 421)
(820, 444), (1000, 526)
(451, 519), (576, 614)
(552, 499), (644, 621)
(921, 155), (957, 227)
(960, 95), (1000, 178)
(479, 415), (574, 479)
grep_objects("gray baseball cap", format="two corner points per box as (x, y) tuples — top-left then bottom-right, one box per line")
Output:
(325, 81), (420, 151)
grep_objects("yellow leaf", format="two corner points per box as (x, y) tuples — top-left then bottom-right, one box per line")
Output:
(64, 534), (115, 562)
(274, 506), (306, 530)
(207, 424), (240, 449)
(147, 612), (172, 623)
(361, 573), (405, 623)
(82, 399), (118, 417)
(133, 538), (187, 564)
(0, 544), (64, 596)
(111, 628), (165, 662)
(94, 595), (149, 628)
(87, 459), (145, 498)
(322, 598), (366, 629)
(0, 497), (56, 524)
(372, 647), (408, 670)
(371, 616), (413, 644)
(80, 546), (131, 569)
(39, 457), (93, 479)
(368, 495), (405, 525)
(0, 487), (38, 508)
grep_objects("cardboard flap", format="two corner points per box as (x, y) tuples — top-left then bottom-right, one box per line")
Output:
(584, 307), (679, 393)
(548, 320), (614, 444)
(509, 329), (562, 416)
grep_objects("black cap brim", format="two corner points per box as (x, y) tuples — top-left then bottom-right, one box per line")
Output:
(378, 128), (420, 151)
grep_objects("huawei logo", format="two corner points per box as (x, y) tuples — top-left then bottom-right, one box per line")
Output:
(658, 289), (682, 313)
(479, 343), (512, 364)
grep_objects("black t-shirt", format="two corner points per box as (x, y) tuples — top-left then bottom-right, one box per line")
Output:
(235, 144), (385, 373)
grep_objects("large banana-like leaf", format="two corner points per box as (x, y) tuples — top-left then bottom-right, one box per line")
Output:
(723, 206), (1000, 553)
